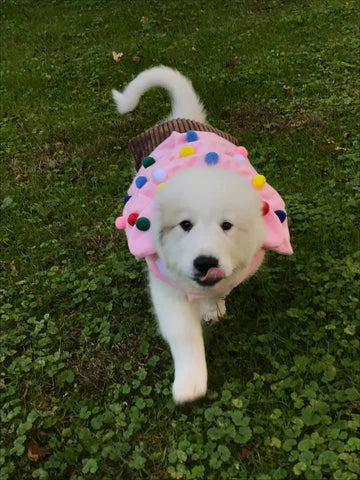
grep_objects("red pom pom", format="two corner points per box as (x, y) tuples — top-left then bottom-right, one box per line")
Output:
(128, 213), (139, 226)
(262, 201), (270, 216)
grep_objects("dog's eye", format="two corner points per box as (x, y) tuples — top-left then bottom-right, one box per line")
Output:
(221, 221), (233, 231)
(179, 220), (193, 232)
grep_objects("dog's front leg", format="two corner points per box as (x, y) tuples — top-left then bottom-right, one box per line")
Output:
(149, 272), (207, 404)
(201, 297), (226, 323)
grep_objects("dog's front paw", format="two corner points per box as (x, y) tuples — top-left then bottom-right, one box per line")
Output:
(201, 298), (226, 323)
(172, 370), (207, 404)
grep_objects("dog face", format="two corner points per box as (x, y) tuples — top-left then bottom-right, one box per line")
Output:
(152, 167), (266, 290)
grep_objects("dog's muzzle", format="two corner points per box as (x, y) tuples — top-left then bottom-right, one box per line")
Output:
(193, 256), (225, 286)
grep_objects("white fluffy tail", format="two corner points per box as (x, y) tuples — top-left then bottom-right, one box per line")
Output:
(112, 66), (206, 123)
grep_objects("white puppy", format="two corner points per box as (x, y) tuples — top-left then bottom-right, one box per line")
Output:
(112, 66), (291, 403)
(150, 168), (265, 403)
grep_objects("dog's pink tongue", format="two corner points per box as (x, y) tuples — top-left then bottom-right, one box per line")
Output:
(201, 267), (225, 282)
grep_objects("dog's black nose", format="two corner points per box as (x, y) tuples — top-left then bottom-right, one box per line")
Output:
(193, 256), (219, 275)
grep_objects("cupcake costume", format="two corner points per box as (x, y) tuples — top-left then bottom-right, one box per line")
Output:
(115, 119), (293, 301)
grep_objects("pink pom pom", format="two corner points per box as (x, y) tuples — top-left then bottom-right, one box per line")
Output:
(235, 146), (248, 157)
(115, 216), (127, 229)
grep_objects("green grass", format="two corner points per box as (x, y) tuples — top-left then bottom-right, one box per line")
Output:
(1, 0), (359, 479)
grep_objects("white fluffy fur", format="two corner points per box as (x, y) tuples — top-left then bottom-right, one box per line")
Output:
(152, 168), (265, 291)
(112, 65), (206, 122)
(113, 67), (265, 403)
(151, 169), (265, 402)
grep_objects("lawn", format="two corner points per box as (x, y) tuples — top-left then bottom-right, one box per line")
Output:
(1, 0), (359, 479)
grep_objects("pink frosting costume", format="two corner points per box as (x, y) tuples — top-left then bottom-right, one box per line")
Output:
(115, 120), (293, 301)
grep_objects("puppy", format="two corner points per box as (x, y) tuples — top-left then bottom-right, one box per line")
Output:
(113, 66), (292, 404)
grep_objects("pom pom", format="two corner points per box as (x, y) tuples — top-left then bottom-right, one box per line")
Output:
(180, 146), (195, 157)
(135, 176), (147, 189)
(142, 156), (155, 168)
(115, 216), (127, 229)
(128, 213), (139, 226)
(235, 146), (248, 157)
(123, 195), (131, 205)
(136, 217), (151, 231)
(205, 152), (219, 165)
(275, 210), (286, 223)
(186, 130), (198, 142)
(152, 168), (167, 183)
(234, 154), (246, 161)
(262, 201), (270, 216)
(156, 182), (165, 192)
(252, 174), (266, 189)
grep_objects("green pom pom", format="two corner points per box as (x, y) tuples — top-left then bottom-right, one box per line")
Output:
(142, 156), (155, 168)
(136, 217), (151, 231)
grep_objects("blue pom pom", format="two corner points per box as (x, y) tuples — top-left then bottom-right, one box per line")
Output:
(135, 176), (147, 189)
(205, 152), (219, 165)
(186, 130), (198, 142)
(152, 168), (167, 183)
(275, 210), (286, 223)
(123, 195), (131, 205)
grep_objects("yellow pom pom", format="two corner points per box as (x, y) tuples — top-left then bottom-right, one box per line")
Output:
(252, 174), (266, 189)
(180, 146), (195, 157)
(156, 182), (165, 192)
